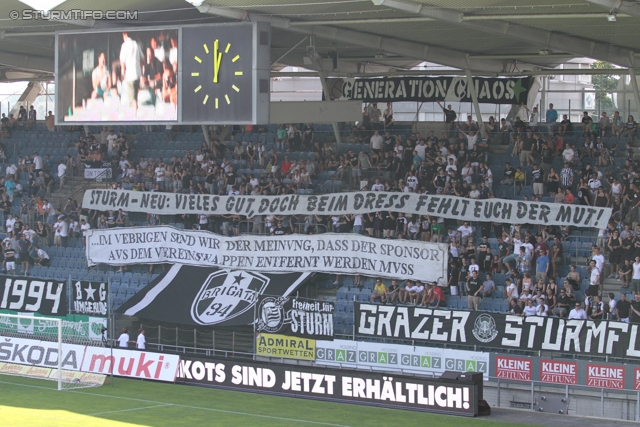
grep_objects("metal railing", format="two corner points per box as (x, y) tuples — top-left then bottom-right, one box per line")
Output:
(134, 322), (638, 421)
(140, 323), (253, 355)
(61, 166), (112, 212)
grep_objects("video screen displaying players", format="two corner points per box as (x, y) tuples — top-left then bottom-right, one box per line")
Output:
(57, 29), (178, 122)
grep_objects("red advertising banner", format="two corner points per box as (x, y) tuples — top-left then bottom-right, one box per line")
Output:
(540, 360), (577, 385)
(634, 368), (640, 391)
(495, 356), (532, 381)
(586, 364), (625, 389)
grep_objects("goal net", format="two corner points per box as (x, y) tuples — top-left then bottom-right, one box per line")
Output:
(0, 313), (106, 390)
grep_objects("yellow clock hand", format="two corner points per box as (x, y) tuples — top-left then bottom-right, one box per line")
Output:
(213, 39), (223, 83)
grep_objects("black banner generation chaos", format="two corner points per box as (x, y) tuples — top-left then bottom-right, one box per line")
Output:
(118, 265), (310, 327)
(326, 76), (534, 104)
(256, 296), (334, 340)
(0, 276), (66, 316)
(177, 356), (479, 415)
(83, 190), (611, 227)
(355, 304), (640, 359)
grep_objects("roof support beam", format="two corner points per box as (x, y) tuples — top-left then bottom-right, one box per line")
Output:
(0, 52), (53, 73)
(372, 0), (639, 68)
(195, 5), (508, 73)
(583, 0), (640, 17)
(630, 69), (640, 120)
(270, 67), (630, 78)
(465, 67), (484, 134)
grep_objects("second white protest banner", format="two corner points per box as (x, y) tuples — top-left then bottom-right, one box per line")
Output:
(85, 226), (448, 283)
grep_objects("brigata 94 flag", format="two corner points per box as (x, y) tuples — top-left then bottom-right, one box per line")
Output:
(86, 225), (448, 283)
(83, 190), (611, 227)
(118, 265), (310, 327)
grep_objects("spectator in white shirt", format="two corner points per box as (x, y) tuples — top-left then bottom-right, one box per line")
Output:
(5, 163), (17, 177)
(34, 246), (50, 267)
(136, 329), (146, 350)
(118, 328), (130, 348)
(5, 214), (15, 233)
(522, 299), (537, 316)
(57, 160), (67, 189)
(457, 221), (474, 246)
(504, 278), (519, 300)
(568, 303), (588, 320)
(80, 219), (91, 248)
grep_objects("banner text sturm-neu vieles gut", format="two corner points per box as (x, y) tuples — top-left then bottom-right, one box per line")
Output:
(83, 190), (611, 228)
(86, 226), (449, 283)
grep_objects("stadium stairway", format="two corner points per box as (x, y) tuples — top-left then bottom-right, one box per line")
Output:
(49, 175), (106, 213)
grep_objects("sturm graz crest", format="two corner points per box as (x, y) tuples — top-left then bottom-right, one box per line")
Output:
(472, 314), (498, 343)
(256, 296), (288, 333)
(191, 270), (269, 326)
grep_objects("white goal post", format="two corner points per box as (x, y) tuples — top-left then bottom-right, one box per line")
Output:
(0, 313), (105, 390)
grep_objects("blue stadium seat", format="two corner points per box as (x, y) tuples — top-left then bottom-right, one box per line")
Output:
(358, 289), (372, 302)
(336, 287), (348, 301)
(346, 288), (360, 301)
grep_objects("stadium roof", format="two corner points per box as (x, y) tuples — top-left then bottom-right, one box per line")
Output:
(0, 0), (638, 81)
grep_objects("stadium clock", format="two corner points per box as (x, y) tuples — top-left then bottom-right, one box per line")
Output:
(181, 23), (270, 124)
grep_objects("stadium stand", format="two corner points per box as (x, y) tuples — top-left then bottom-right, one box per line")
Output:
(0, 111), (638, 319)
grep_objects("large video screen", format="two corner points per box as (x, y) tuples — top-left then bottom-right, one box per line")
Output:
(56, 28), (179, 122)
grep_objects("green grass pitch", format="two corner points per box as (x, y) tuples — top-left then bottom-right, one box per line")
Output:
(0, 375), (531, 427)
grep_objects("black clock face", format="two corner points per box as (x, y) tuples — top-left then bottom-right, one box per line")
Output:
(182, 25), (254, 123)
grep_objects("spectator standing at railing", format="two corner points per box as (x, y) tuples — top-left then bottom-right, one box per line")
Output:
(545, 103), (558, 135)
(621, 115), (638, 146)
(610, 111), (623, 137)
(3, 241), (16, 275)
(56, 160), (66, 190)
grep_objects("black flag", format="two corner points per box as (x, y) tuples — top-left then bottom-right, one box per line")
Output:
(117, 265), (310, 327)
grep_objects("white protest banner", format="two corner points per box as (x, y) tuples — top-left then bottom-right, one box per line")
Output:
(83, 189), (611, 227)
(85, 226), (448, 283)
